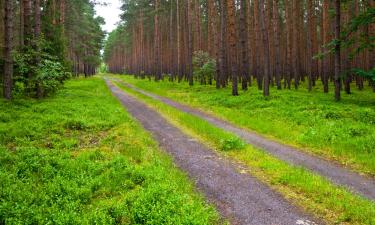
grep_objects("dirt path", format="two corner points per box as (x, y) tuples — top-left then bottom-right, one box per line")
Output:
(106, 80), (317, 225)
(115, 79), (375, 202)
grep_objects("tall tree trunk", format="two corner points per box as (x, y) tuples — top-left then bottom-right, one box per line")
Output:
(35, 0), (42, 98)
(226, 0), (238, 96)
(154, 0), (162, 81)
(187, 0), (194, 86)
(239, 0), (249, 91)
(19, 0), (24, 47)
(259, 0), (271, 96)
(254, 0), (263, 90)
(219, 0), (227, 88)
(23, 0), (32, 46)
(334, 0), (341, 101)
(292, 0), (301, 89)
(177, 0), (182, 81)
(307, 0), (316, 91)
(322, 0), (330, 93)
(272, 0), (281, 89)
(3, 0), (13, 100)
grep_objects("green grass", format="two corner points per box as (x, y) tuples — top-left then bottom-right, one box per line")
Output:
(111, 78), (375, 225)
(111, 74), (375, 177)
(0, 78), (219, 224)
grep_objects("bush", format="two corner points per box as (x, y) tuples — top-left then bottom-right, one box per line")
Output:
(35, 59), (71, 96)
(193, 51), (216, 85)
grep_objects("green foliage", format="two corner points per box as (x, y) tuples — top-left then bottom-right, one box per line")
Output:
(0, 78), (219, 224)
(193, 51), (216, 85)
(13, 42), (70, 97)
(220, 137), (246, 151)
(353, 67), (375, 82)
(35, 59), (71, 96)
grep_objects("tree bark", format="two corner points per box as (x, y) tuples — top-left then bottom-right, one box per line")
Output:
(187, 0), (194, 86)
(239, 0), (249, 91)
(334, 0), (341, 101)
(259, 0), (271, 96)
(226, 0), (238, 96)
(272, 0), (281, 89)
(154, 0), (162, 81)
(3, 0), (13, 100)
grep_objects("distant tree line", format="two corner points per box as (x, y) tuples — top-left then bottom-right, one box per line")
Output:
(104, 0), (374, 101)
(1, 0), (105, 99)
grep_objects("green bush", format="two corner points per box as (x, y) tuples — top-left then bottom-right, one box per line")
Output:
(193, 51), (216, 85)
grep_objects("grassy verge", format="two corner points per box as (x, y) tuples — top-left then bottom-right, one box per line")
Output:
(112, 79), (375, 225)
(110, 74), (375, 177)
(0, 78), (219, 224)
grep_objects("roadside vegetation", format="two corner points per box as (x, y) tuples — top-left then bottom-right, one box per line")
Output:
(0, 78), (219, 224)
(112, 75), (375, 177)
(111, 78), (375, 225)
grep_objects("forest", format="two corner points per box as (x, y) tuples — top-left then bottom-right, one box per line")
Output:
(0, 0), (104, 99)
(1, 0), (375, 225)
(104, 0), (374, 101)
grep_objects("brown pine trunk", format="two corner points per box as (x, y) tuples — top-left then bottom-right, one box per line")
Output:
(254, 0), (263, 90)
(239, 0), (249, 91)
(3, 0), (13, 99)
(226, 0), (238, 96)
(177, 0), (182, 80)
(307, 0), (316, 92)
(334, 0), (341, 101)
(272, 0), (281, 89)
(23, 0), (32, 46)
(259, 0), (270, 96)
(187, 0), (194, 86)
(19, 0), (24, 47)
(292, 0), (301, 89)
(219, 0), (228, 88)
(35, 0), (42, 98)
(154, 0), (162, 81)
(285, 0), (292, 89)
(322, 0), (330, 93)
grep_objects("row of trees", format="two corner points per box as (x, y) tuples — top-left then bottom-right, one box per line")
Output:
(104, 0), (374, 100)
(1, 0), (105, 99)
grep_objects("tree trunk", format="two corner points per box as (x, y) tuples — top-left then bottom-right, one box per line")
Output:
(239, 0), (249, 91)
(23, 0), (32, 46)
(322, 0), (330, 93)
(334, 0), (341, 101)
(259, 0), (271, 96)
(226, 0), (238, 96)
(176, 0), (182, 80)
(35, 0), (42, 98)
(154, 0), (162, 81)
(272, 0), (281, 89)
(187, 0), (194, 86)
(3, 0), (13, 100)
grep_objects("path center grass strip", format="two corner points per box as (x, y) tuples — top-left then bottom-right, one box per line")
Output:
(112, 74), (375, 177)
(112, 79), (375, 225)
(0, 78), (219, 224)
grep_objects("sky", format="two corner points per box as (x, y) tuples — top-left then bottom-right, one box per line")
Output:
(94, 1), (123, 33)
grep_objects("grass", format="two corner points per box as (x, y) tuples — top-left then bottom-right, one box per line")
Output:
(110, 74), (375, 177)
(111, 78), (375, 225)
(0, 77), (219, 224)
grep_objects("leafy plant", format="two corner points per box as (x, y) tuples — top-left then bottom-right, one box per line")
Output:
(193, 51), (216, 85)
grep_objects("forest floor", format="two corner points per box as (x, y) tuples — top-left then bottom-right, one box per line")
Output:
(107, 74), (375, 225)
(0, 78), (219, 224)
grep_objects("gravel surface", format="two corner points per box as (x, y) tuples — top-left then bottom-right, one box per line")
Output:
(117, 79), (375, 202)
(106, 80), (318, 225)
